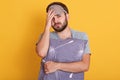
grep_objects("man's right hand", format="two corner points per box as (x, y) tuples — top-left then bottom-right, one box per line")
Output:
(45, 9), (55, 31)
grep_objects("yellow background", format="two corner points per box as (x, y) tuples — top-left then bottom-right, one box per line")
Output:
(0, 0), (120, 80)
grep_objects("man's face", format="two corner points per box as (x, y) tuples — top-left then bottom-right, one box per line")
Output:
(51, 13), (68, 32)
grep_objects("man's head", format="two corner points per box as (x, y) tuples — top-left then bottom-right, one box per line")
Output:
(46, 2), (69, 32)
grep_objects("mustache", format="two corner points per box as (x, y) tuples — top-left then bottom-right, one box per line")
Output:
(55, 22), (62, 25)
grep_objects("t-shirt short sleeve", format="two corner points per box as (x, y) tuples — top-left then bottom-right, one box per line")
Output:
(71, 30), (91, 54)
(82, 33), (91, 54)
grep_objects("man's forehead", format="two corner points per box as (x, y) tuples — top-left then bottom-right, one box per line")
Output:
(49, 5), (67, 15)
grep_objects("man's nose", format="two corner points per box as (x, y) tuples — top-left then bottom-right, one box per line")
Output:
(53, 17), (59, 23)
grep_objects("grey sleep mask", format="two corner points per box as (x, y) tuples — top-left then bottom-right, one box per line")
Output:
(49, 5), (67, 15)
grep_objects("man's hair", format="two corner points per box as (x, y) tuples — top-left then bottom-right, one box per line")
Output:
(46, 2), (69, 14)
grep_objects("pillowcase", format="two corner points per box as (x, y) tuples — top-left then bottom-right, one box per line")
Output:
(45, 38), (87, 62)
(40, 38), (87, 80)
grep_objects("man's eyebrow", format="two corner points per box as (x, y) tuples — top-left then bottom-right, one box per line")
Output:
(55, 14), (61, 16)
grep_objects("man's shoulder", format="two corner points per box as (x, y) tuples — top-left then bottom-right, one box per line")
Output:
(71, 29), (88, 40)
(50, 31), (57, 39)
(72, 30), (86, 34)
(49, 30), (89, 40)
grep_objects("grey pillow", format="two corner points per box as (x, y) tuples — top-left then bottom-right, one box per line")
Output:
(46, 38), (87, 62)
(40, 38), (87, 80)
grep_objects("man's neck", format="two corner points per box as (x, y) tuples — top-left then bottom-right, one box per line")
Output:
(56, 27), (72, 40)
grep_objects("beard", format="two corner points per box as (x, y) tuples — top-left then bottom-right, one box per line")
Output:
(52, 17), (68, 32)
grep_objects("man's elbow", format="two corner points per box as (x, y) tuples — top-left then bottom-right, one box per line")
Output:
(36, 47), (46, 58)
(37, 52), (46, 58)
(83, 65), (89, 72)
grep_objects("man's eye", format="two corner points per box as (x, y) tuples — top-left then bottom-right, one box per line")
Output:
(56, 15), (61, 18)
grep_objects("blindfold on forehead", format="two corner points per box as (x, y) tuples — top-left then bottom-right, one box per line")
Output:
(49, 5), (67, 15)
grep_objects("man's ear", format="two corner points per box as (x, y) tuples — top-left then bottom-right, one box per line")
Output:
(66, 14), (69, 20)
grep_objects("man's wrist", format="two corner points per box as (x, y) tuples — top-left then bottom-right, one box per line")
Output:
(44, 27), (50, 33)
(45, 27), (50, 32)
(57, 62), (62, 70)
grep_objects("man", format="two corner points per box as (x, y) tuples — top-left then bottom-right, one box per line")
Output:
(36, 2), (91, 80)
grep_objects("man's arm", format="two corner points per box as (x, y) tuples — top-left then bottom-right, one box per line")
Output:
(36, 10), (55, 58)
(44, 54), (90, 74)
(36, 30), (50, 58)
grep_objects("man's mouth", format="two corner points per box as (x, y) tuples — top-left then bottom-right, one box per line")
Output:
(55, 23), (61, 27)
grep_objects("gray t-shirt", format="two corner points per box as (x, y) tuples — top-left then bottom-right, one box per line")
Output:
(38, 29), (91, 80)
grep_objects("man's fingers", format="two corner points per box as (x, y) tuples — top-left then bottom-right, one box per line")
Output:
(44, 65), (49, 74)
(48, 9), (55, 17)
(44, 63), (49, 72)
(46, 71), (49, 74)
(49, 11), (55, 21)
(49, 12), (55, 20)
(45, 68), (48, 72)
